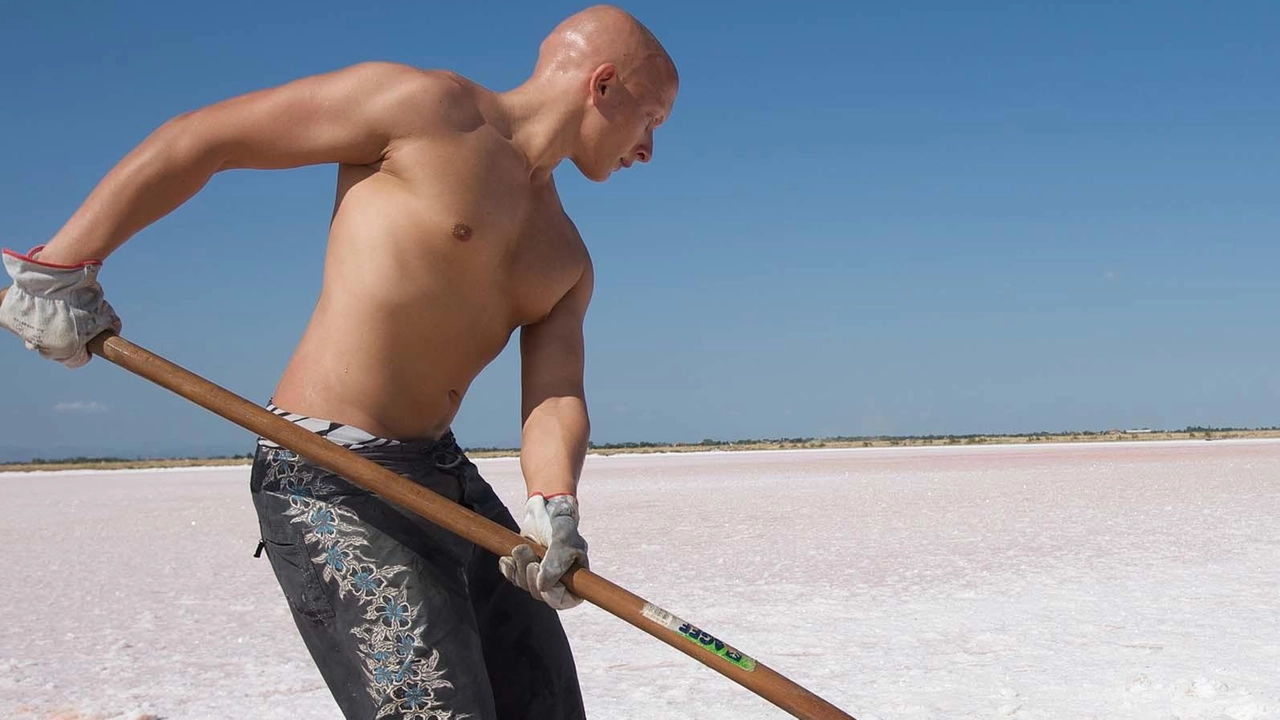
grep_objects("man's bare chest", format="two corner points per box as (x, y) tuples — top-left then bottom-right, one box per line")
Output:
(335, 154), (586, 324)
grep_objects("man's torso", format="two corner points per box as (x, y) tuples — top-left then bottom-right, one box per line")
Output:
(272, 72), (588, 441)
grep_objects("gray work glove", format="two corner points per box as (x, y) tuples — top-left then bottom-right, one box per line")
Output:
(499, 494), (589, 610)
(0, 246), (120, 368)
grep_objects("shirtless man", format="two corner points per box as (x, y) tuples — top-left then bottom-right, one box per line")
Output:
(0, 5), (678, 719)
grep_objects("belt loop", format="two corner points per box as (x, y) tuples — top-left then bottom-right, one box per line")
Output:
(433, 450), (463, 470)
(431, 431), (464, 470)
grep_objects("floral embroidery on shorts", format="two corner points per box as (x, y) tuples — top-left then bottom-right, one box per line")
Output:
(267, 449), (468, 720)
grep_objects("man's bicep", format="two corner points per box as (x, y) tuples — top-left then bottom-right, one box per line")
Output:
(174, 62), (432, 171)
(520, 263), (594, 405)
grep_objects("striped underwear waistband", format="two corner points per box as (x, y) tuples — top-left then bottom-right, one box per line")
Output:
(257, 403), (403, 451)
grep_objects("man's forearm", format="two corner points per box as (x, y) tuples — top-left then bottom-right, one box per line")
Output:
(37, 117), (221, 264)
(520, 396), (590, 497)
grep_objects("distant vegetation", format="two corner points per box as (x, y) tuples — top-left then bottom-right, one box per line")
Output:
(20, 454), (255, 465)
(4, 454), (255, 472)
(4, 426), (1278, 471)
(462, 425), (1280, 457)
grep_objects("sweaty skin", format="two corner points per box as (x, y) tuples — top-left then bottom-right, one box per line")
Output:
(31, 5), (678, 498)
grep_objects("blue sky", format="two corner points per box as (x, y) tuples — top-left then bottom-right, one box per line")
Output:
(2, 1), (1277, 460)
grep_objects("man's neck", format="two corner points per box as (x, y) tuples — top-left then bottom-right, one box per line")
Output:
(498, 78), (582, 183)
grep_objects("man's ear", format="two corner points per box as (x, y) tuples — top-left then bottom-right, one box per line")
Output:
(589, 63), (618, 104)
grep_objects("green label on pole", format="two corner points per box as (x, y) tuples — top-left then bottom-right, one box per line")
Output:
(641, 603), (757, 672)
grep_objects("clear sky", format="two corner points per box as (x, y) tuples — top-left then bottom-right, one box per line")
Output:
(2, 1), (1277, 461)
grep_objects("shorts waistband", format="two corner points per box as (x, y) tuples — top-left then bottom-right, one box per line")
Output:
(257, 403), (406, 451)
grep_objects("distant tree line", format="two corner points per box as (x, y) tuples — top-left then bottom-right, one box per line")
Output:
(21, 453), (255, 465)
(570, 424), (1280, 451)
(25, 456), (130, 465)
(12, 425), (1280, 465)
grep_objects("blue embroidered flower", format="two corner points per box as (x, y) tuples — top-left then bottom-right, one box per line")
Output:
(403, 685), (429, 710)
(324, 546), (347, 571)
(352, 567), (382, 596)
(376, 597), (411, 629)
(282, 479), (314, 503)
(396, 632), (417, 658)
(308, 507), (337, 536)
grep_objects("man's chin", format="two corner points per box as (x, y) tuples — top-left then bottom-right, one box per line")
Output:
(569, 157), (613, 183)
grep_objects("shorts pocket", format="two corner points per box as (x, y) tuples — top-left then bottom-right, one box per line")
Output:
(261, 536), (336, 622)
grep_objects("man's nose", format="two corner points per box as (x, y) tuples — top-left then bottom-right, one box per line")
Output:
(635, 129), (654, 163)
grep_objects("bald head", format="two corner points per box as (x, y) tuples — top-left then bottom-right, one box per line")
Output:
(535, 5), (677, 88)
(521, 6), (677, 182)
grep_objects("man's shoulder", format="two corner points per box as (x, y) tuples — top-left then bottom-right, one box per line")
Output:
(338, 62), (484, 135)
(340, 61), (469, 91)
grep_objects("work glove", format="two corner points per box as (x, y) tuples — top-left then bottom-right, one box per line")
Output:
(0, 246), (120, 368)
(498, 493), (589, 610)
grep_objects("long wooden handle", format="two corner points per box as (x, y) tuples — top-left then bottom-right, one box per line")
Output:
(0, 287), (855, 719)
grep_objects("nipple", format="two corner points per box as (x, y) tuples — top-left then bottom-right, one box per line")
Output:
(451, 223), (473, 241)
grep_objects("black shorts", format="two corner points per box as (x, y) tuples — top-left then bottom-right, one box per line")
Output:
(249, 421), (585, 720)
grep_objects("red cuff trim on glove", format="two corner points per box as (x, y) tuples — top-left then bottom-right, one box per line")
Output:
(2, 245), (104, 269)
(529, 492), (577, 500)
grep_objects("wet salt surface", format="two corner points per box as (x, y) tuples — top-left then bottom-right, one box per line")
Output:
(2, 439), (1278, 719)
